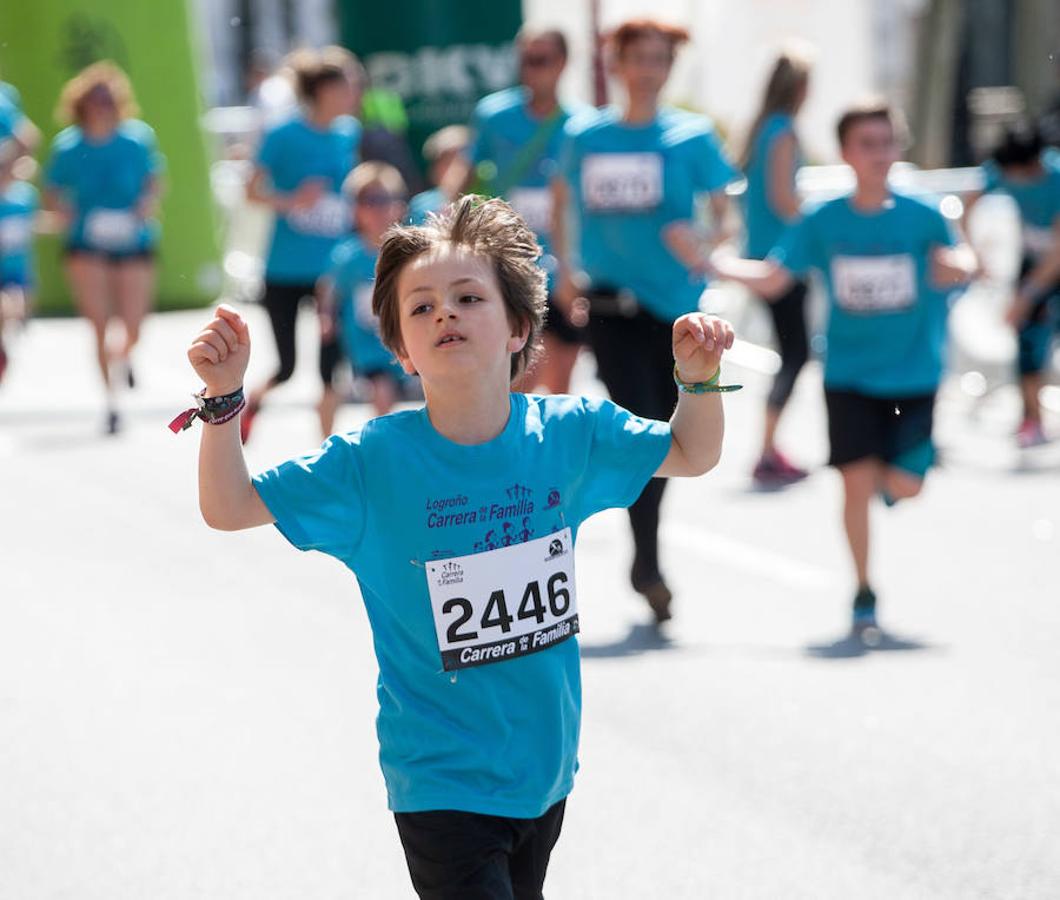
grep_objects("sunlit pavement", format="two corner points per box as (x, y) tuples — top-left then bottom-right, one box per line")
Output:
(2, 305), (1058, 899)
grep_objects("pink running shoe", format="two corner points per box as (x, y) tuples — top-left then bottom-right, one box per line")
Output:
(1016, 419), (1048, 449)
(753, 449), (808, 485)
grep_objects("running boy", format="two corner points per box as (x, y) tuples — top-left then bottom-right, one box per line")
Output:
(709, 100), (977, 636)
(964, 122), (1060, 447)
(0, 140), (37, 381)
(182, 196), (736, 898)
(317, 161), (409, 429)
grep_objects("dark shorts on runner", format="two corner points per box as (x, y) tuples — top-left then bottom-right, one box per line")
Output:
(394, 800), (566, 900)
(64, 245), (156, 265)
(543, 293), (584, 346)
(1016, 256), (1060, 376)
(825, 388), (936, 477)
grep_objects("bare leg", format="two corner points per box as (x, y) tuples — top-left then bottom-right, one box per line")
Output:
(1020, 373), (1043, 423)
(762, 405), (781, 456)
(881, 467), (924, 502)
(66, 254), (113, 394)
(371, 374), (398, 417)
(112, 258), (155, 366)
(318, 386), (340, 438)
(840, 459), (880, 589)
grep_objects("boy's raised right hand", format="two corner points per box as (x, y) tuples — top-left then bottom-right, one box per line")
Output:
(188, 304), (250, 396)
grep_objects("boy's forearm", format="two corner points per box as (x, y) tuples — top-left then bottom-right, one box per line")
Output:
(711, 255), (791, 298)
(668, 391), (724, 476)
(198, 418), (272, 530)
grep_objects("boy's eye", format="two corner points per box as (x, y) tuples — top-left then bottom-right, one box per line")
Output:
(410, 302), (431, 316)
(459, 294), (484, 304)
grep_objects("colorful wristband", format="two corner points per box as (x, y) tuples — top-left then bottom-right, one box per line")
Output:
(168, 387), (246, 433)
(673, 364), (742, 394)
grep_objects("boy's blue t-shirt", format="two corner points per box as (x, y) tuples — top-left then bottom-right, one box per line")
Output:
(559, 106), (738, 322)
(0, 180), (38, 286)
(981, 157), (1060, 259)
(44, 120), (164, 253)
(771, 190), (958, 396)
(257, 114), (361, 284)
(743, 113), (801, 260)
(408, 187), (447, 225)
(252, 392), (671, 817)
(326, 235), (400, 375)
(470, 88), (586, 288)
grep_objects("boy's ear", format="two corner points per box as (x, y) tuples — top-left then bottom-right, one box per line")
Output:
(507, 319), (530, 354)
(394, 342), (418, 376)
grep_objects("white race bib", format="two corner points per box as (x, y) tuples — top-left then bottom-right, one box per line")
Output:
(831, 254), (916, 312)
(84, 210), (138, 251)
(354, 283), (377, 329)
(426, 527), (578, 671)
(507, 187), (552, 235)
(288, 193), (349, 238)
(1023, 224), (1055, 258)
(0, 216), (31, 253)
(582, 152), (663, 212)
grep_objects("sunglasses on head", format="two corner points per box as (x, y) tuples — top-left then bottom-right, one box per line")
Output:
(358, 193), (403, 207)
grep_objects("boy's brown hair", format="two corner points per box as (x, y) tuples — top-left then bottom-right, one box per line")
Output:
(372, 196), (546, 379)
(56, 61), (139, 126)
(343, 161), (408, 199)
(836, 98), (906, 147)
(607, 18), (691, 59)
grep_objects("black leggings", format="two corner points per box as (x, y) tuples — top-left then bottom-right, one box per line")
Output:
(762, 278), (809, 410)
(261, 280), (342, 387)
(586, 306), (676, 584)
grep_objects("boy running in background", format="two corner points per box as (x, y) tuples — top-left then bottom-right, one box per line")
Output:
(964, 122), (1060, 447)
(180, 196), (736, 898)
(710, 100), (977, 637)
(317, 161), (409, 430)
(0, 140), (37, 382)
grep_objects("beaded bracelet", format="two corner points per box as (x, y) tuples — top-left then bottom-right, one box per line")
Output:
(168, 387), (246, 433)
(673, 364), (743, 394)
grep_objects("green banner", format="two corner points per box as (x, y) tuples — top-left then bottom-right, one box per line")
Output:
(0, 1), (221, 313)
(338, 0), (523, 169)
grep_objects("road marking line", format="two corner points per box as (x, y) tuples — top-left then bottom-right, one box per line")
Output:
(661, 523), (838, 592)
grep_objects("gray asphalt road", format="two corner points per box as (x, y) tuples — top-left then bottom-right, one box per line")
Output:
(2, 307), (1058, 899)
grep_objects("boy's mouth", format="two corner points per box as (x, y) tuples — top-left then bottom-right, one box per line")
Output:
(436, 332), (466, 347)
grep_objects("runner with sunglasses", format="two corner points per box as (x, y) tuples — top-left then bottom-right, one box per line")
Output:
(466, 26), (588, 394)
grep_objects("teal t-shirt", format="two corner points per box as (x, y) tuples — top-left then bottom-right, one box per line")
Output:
(981, 156), (1060, 259)
(252, 392), (671, 817)
(560, 106), (738, 322)
(44, 120), (164, 254)
(743, 113), (801, 260)
(0, 180), (38, 286)
(257, 114), (361, 284)
(326, 235), (401, 375)
(0, 90), (25, 142)
(470, 88), (587, 287)
(771, 190), (958, 396)
(408, 187), (447, 225)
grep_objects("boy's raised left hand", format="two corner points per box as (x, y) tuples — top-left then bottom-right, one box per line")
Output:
(672, 313), (735, 383)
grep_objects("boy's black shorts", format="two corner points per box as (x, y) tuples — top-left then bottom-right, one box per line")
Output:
(394, 799), (565, 900)
(825, 388), (937, 476)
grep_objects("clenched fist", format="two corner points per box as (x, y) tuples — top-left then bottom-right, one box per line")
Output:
(672, 313), (735, 384)
(187, 304), (251, 396)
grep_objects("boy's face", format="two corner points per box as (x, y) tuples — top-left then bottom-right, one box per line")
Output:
(519, 36), (565, 96)
(394, 245), (527, 384)
(840, 117), (900, 186)
(612, 34), (674, 102)
(355, 185), (406, 240)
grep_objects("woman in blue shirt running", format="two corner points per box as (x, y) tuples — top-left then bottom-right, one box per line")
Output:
(44, 62), (164, 434)
(551, 18), (738, 623)
(738, 46), (814, 485)
(242, 47), (362, 443)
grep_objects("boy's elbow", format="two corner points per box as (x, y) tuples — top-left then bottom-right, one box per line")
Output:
(200, 505), (237, 531)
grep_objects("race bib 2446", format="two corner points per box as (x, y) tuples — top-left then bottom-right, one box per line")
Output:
(426, 528), (578, 671)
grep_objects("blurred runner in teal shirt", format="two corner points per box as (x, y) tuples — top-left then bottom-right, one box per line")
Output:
(44, 63), (164, 434)
(738, 46), (814, 485)
(711, 100), (979, 639)
(552, 18), (738, 624)
(243, 47), (362, 443)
